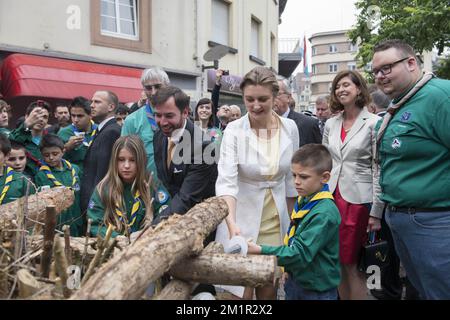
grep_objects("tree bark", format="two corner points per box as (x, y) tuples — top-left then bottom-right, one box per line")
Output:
(17, 269), (42, 299)
(71, 197), (228, 300)
(155, 279), (192, 300)
(41, 206), (57, 278)
(169, 253), (277, 288)
(0, 188), (75, 232)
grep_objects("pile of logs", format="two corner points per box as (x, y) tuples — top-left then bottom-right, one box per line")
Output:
(1, 191), (277, 300)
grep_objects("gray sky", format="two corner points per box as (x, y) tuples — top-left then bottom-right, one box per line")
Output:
(279, 0), (358, 38)
(278, 0), (358, 73)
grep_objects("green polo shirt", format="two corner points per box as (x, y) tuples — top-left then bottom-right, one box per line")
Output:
(34, 161), (82, 236)
(87, 183), (147, 238)
(376, 77), (450, 208)
(58, 124), (96, 178)
(0, 166), (35, 205)
(261, 198), (341, 292)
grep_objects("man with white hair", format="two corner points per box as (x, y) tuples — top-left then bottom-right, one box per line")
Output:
(275, 76), (321, 146)
(229, 105), (241, 122)
(315, 96), (331, 136)
(121, 67), (171, 213)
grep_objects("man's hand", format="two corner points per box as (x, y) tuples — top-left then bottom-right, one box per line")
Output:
(367, 217), (382, 232)
(65, 135), (84, 151)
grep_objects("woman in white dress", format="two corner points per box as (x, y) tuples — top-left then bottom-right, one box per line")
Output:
(215, 67), (299, 299)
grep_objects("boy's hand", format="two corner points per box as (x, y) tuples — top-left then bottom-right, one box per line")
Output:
(24, 107), (46, 129)
(247, 241), (262, 255)
(65, 135), (84, 151)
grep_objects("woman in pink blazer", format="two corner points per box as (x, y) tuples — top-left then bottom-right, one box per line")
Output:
(323, 70), (383, 300)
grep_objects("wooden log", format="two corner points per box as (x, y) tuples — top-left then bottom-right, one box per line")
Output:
(169, 253), (277, 287)
(155, 279), (192, 300)
(63, 226), (72, 265)
(203, 241), (224, 254)
(40, 206), (57, 278)
(53, 236), (71, 298)
(17, 269), (42, 299)
(71, 197), (228, 300)
(0, 187), (75, 232)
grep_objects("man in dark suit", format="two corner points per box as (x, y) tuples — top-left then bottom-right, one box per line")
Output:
(151, 86), (217, 225)
(80, 90), (121, 214)
(275, 77), (322, 146)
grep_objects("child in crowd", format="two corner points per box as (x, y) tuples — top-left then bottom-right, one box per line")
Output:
(34, 134), (82, 236)
(115, 104), (129, 127)
(6, 142), (31, 178)
(87, 135), (153, 239)
(0, 133), (34, 205)
(248, 144), (341, 300)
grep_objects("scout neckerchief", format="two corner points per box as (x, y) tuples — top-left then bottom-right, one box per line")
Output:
(115, 189), (141, 229)
(39, 160), (77, 187)
(0, 166), (14, 205)
(284, 184), (334, 246)
(145, 103), (158, 131)
(375, 72), (434, 163)
(71, 121), (98, 146)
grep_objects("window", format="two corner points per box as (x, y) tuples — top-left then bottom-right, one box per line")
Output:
(91, 0), (151, 53)
(212, 0), (230, 46)
(251, 17), (261, 58)
(329, 44), (337, 53)
(348, 62), (357, 71)
(312, 47), (317, 56)
(329, 63), (338, 73)
(101, 0), (138, 39)
(349, 43), (358, 52)
(312, 65), (317, 74)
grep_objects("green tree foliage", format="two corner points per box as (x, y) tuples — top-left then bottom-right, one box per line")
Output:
(348, 0), (450, 78)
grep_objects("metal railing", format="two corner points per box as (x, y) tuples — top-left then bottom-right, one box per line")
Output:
(278, 38), (300, 54)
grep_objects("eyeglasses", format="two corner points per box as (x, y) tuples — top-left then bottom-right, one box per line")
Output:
(144, 84), (162, 91)
(371, 57), (410, 77)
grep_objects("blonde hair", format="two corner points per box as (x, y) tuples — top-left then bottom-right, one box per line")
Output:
(96, 135), (152, 235)
(240, 67), (279, 97)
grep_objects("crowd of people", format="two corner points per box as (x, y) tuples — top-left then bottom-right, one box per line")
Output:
(0, 39), (449, 300)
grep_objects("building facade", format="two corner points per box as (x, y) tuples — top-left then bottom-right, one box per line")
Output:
(309, 30), (358, 104)
(0, 0), (282, 120)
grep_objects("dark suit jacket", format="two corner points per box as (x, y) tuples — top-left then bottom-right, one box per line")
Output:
(287, 110), (322, 147)
(153, 119), (218, 224)
(80, 118), (121, 213)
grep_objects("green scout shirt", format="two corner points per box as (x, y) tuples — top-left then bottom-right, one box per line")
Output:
(9, 123), (43, 177)
(121, 106), (170, 213)
(58, 124), (96, 178)
(377, 78), (450, 208)
(87, 183), (147, 238)
(34, 161), (83, 237)
(261, 198), (341, 292)
(0, 127), (11, 138)
(0, 166), (35, 205)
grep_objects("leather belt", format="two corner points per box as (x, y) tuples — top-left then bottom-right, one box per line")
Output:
(387, 205), (450, 214)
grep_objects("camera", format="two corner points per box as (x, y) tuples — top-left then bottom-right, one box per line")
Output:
(222, 70), (230, 76)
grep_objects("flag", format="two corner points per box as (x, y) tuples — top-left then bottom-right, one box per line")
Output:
(303, 35), (309, 77)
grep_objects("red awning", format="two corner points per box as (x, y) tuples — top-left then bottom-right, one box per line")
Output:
(1, 53), (144, 102)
